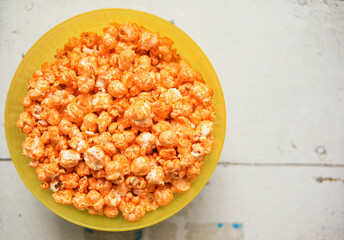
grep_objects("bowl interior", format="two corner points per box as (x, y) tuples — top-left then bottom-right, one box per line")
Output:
(5, 8), (226, 231)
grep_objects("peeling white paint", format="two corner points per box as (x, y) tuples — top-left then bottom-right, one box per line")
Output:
(1, 0), (344, 239)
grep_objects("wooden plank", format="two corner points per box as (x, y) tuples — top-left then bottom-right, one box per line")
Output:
(0, 1), (343, 165)
(1, 161), (344, 239)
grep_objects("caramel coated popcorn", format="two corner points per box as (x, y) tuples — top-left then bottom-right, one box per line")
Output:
(16, 22), (215, 222)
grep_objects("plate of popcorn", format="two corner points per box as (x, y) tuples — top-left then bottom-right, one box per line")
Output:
(5, 9), (226, 231)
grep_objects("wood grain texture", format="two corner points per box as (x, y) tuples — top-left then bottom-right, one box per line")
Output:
(1, 0), (343, 164)
(0, 0), (344, 239)
(1, 161), (344, 239)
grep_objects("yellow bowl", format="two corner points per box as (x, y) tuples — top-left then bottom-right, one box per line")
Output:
(5, 9), (226, 231)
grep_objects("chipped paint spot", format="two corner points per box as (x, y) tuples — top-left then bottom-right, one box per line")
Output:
(297, 0), (307, 5)
(186, 222), (244, 240)
(315, 146), (327, 160)
(314, 177), (344, 183)
(83, 229), (139, 240)
(290, 141), (297, 149)
(25, 3), (33, 11)
(134, 229), (143, 240)
(146, 221), (177, 240)
(324, 0), (344, 5)
(232, 223), (243, 229)
(85, 228), (94, 233)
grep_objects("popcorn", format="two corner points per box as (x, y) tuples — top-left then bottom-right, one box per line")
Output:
(130, 156), (150, 176)
(22, 137), (45, 160)
(52, 189), (74, 205)
(158, 130), (178, 148)
(84, 146), (106, 170)
(58, 173), (80, 189)
(96, 111), (113, 133)
(154, 187), (174, 206)
(59, 150), (81, 168)
(16, 22), (215, 222)
(139, 194), (158, 212)
(73, 192), (89, 210)
(146, 166), (165, 185)
(104, 189), (121, 208)
(103, 205), (119, 218)
(107, 80), (128, 98)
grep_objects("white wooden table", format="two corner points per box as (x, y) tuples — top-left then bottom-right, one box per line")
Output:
(1, 0), (344, 239)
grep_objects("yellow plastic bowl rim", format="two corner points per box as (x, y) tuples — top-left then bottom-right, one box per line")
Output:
(5, 8), (226, 231)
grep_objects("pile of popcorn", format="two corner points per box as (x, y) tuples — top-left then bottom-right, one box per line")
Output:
(16, 22), (215, 221)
